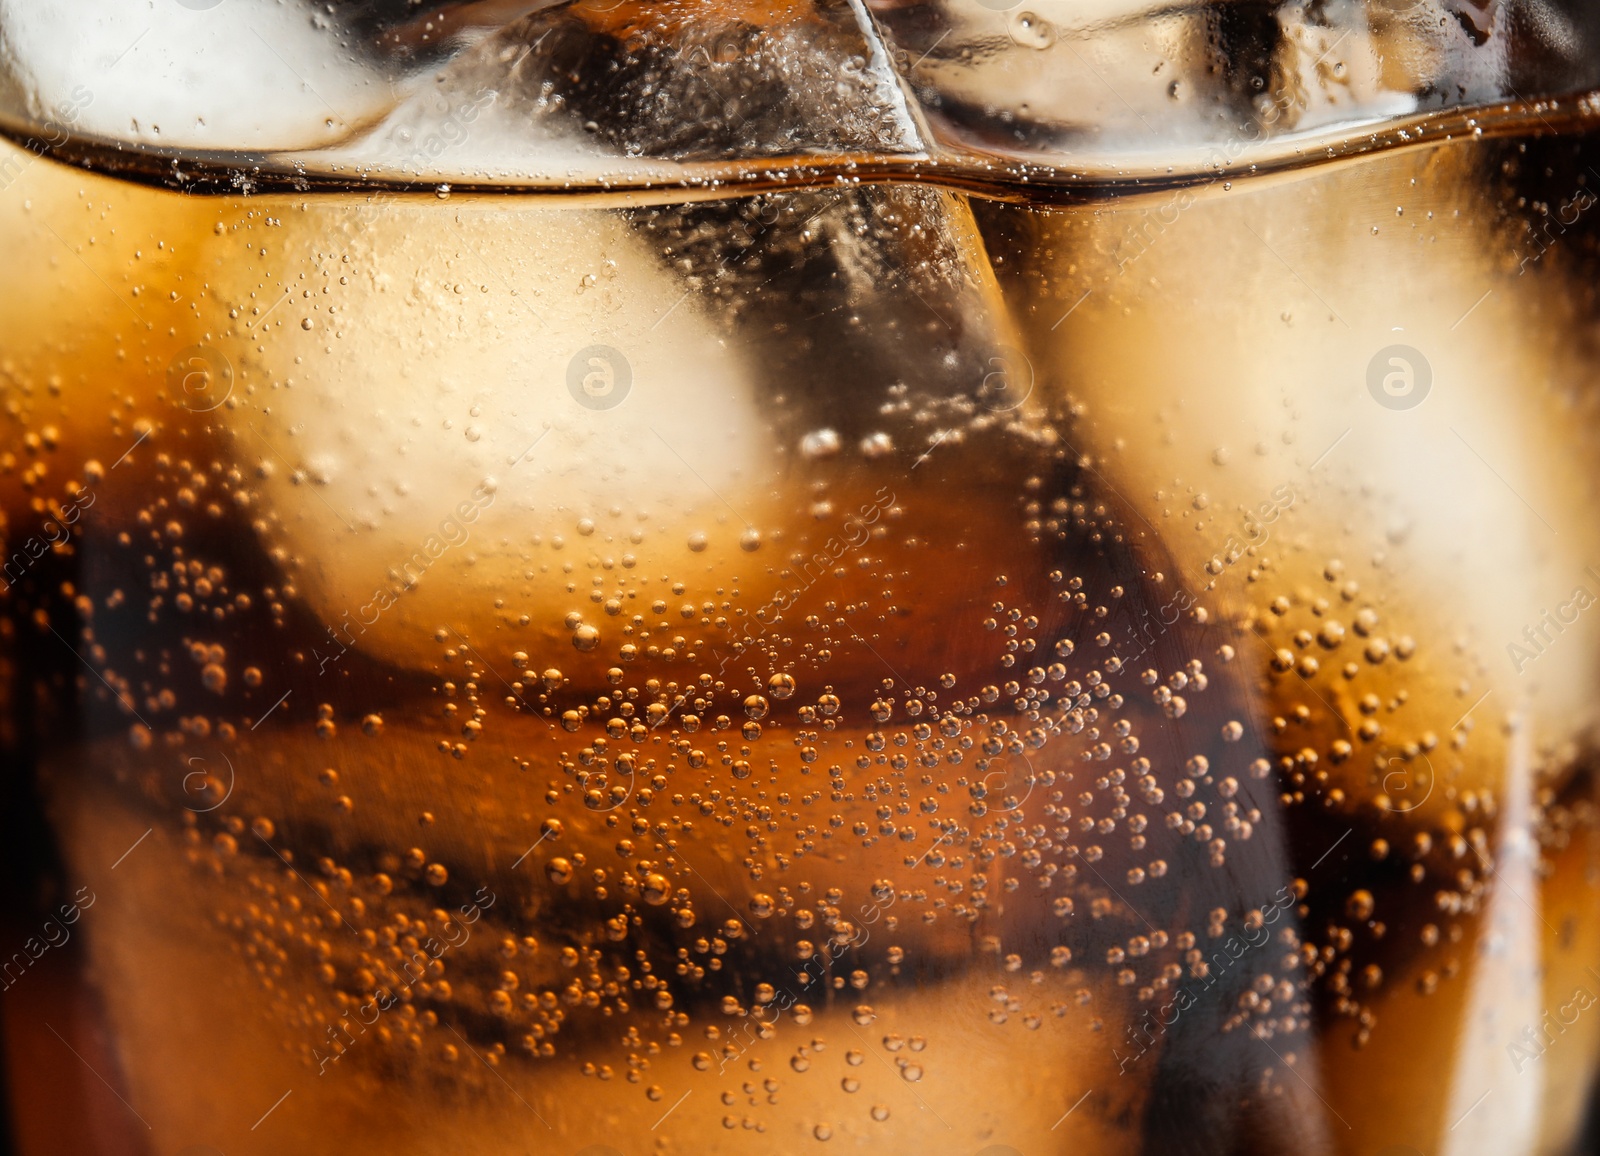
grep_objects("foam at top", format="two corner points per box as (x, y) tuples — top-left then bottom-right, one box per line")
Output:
(1, 0), (1597, 187)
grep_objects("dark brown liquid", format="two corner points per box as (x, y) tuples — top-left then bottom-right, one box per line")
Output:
(4, 109), (1600, 1155)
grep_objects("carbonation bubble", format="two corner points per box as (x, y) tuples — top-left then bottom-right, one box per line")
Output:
(23, 81), (1592, 1156)
(800, 429), (841, 458)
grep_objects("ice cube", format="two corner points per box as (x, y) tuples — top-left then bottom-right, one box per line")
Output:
(0, 0), (395, 150)
(990, 136), (1600, 807)
(868, 0), (1238, 156)
(983, 127), (1599, 1155)
(199, 196), (788, 689)
(863, 0), (1524, 166)
(347, 0), (926, 180)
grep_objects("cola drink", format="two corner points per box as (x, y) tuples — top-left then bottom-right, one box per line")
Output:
(3, 2), (1600, 1154)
